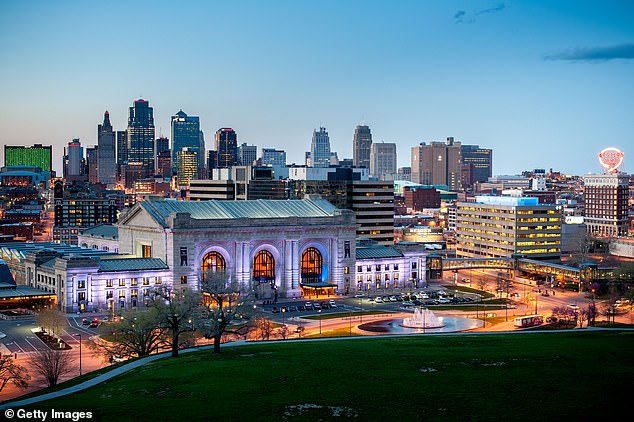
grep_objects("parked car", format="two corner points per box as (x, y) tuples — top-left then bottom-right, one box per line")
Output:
(567, 304), (580, 311)
(320, 302), (329, 309)
(272, 306), (280, 313)
(313, 302), (322, 310)
(304, 302), (314, 310)
(354, 293), (365, 298)
(462, 278), (471, 283)
(375, 297), (384, 303)
(395, 296), (403, 302)
(329, 300), (337, 308)
(297, 305), (306, 311)
(289, 306), (297, 312)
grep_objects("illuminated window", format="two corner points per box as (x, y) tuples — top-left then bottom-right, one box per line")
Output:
(181, 276), (188, 284)
(301, 247), (322, 284)
(253, 250), (275, 282)
(201, 251), (226, 281)
(142, 244), (152, 258)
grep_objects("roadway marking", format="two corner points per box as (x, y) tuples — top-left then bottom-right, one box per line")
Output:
(23, 337), (43, 353)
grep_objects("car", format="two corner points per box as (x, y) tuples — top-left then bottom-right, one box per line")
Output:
(88, 321), (100, 328)
(81, 318), (89, 325)
(368, 297), (375, 302)
(389, 296), (398, 302)
(395, 296), (403, 302)
(402, 301), (415, 307)
(320, 302), (329, 309)
(313, 302), (322, 310)
(289, 306), (297, 312)
(354, 293), (365, 298)
(304, 302), (314, 310)
(567, 304), (580, 311)
(437, 298), (451, 304)
(329, 300), (337, 308)
(462, 278), (471, 283)
(412, 300), (423, 306)
(419, 293), (429, 299)
(375, 297), (384, 303)
(272, 306), (280, 313)
(297, 305), (306, 311)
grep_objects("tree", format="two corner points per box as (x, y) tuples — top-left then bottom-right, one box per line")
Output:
(277, 324), (291, 340)
(151, 286), (200, 357)
(36, 308), (68, 339)
(95, 308), (167, 359)
(0, 355), (30, 394)
(252, 315), (273, 341)
(196, 270), (255, 353)
(577, 308), (589, 328)
(587, 301), (598, 326)
(30, 349), (74, 387)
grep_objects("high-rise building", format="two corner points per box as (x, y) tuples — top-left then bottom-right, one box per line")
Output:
(4, 144), (53, 172)
(97, 111), (117, 186)
(582, 174), (629, 237)
(156, 150), (172, 178)
(65, 139), (83, 177)
(461, 145), (492, 188)
(370, 142), (397, 180)
(353, 124), (372, 168)
(411, 137), (461, 191)
(260, 148), (286, 166)
(156, 136), (169, 155)
(214, 128), (238, 168)
(171, 110), (201, 173)
(237, 143), (257, 166)
(177, 147), (198, 186)
(311, 127), (331, 168)
(397, 167), (412, 182)
(127, 99), (155, 177)
(116, 130), (128, 177)
(86, 146), (99, 184)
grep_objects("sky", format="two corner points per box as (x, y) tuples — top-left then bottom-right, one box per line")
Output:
(0, 0), (632, 176)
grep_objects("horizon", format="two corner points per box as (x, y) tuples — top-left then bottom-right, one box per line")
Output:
(1, 1), (632, 175)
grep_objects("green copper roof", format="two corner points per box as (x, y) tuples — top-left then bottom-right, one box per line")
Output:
(139, 199), (340, 227)
(356, 246), (404, 260)
(80, 224), (118, 239)
(98, 258), (169, 272)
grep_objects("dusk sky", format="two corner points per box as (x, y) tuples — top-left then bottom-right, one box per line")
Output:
(1, 0), (632, 175)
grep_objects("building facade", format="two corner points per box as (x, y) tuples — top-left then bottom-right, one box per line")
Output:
(582, 173), (629, 237)
(171, 110), (201, 173)
(461, 144), (492, 188)
(117, 199), (357, 298)
(310, 127), (331, 168)
(411, 137), (461, 191)
(237, 143), (257, 166)
(260, 148), (286, 166)
(176, 148), (198, 186)
(4, 144), (53, 173)
(370, 142), (397, 180)
(214, 128), (238, 168)
(456, 196), (562, 260)
(352, 124), (372, 168)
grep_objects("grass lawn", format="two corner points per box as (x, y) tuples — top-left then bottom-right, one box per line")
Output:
(17, 330), (634, 421)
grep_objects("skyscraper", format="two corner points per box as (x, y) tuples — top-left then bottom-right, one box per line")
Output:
(582, 174), (629, 237)
(215, 128), (238, 168)
(156, 136), (169, 155)
(461, 144), (492, 188)
(370, 142), (397, 180)
(238, 143), (257, 166)
(116, 130), (128, 174)
(411, 137), (462, 191)
(171, 110), (201, 174)
(311, 127), (331, 168)
(260, 148), (286, 166)
(87, 146), (98, 184)
(177, 147), (198, 186)
(127, 99), (155, 177)
(4, 144), (53, 172)
(97, 111), (117, 186)
(353, 124), (372, 168)
(65, 139), (83, 177)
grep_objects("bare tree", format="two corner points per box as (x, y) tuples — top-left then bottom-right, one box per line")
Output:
(94, 308), (167, 359)
(30, 349), (74, 387)
(196, 271), (255, 353)
(36, 308), (68, 339)
(0, 355), (30, 394)
(151, 286), (200, 357)
(251, 315), (273, 341)
(277, 324), (291, 340)
(577, 308), (589, 328)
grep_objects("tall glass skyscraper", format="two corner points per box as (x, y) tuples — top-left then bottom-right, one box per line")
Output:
(311, 127), (331, 168)
(127, 99), (155, 176)
(97, 111), (117, 186)
(171, 110), (201, 174)
(4, 144), (52, 172)
(214, 128), (238, 168)
(353, 124), (372, 168)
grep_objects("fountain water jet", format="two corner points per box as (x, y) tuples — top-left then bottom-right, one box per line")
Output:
(401, 307), (445, 329)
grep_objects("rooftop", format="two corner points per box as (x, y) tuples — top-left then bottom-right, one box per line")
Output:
(98, 257), (169, 272)
(80, 224), (118, 240)
(356, 246), (404, 260)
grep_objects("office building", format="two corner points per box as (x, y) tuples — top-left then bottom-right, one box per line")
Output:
(156, 150), (172, 178)
(260, 148), (286, 167)
(238, 143), (257, 166)
(65, 139), (83, 177)
(310, 127), (331, 168)
(411, 137), (461, 191)
(215, 128), (238, 168)
(353, 124), (372, 168)
(86, 146), (98, 184)
(177, 148), (198, 186)
(456, 196), (562, 260)
(171, 110), (201, 173)
(370, 142), (397, 180)
(116, 130), (128, 174)
(97, 111), (117, 186)
(582, 173), (629, 237)
(461, 145), (492, 188)
(156, 136), (169, 155)
(127, 99), (155, 177)
(4, 144), (52, 172)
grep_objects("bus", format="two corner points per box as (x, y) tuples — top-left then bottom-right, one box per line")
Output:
(514, 315), (544, 328)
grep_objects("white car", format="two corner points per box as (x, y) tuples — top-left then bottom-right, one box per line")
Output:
(329, 300), (337, 308)
(375, 297), (383, 303)
(354, 293), (365, 298)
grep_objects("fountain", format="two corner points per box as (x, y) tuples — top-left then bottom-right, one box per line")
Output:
(401, 307), (445, 329)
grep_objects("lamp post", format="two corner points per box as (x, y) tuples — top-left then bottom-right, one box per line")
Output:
(359, 296), (363, 324)
(74, 333), (82, 376)
(318, 309), (322, 336)
(282, 307), (286, 327)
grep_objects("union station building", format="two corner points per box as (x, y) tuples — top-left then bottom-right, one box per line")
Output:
(117, 199), (358, 299)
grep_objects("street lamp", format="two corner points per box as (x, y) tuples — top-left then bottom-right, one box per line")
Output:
(318, 309), (322, 336)
(359, 296), (363, 324)
(281, 307), (286, 326)
(74, 333), (82, 376)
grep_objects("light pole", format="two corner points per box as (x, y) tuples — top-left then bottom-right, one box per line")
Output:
(318, 309), (322, 336)
(359, 296), (363, 324)
(74, 333), (82, 376)
(282, 308), (286, 326)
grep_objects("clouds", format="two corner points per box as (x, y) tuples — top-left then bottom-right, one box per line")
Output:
(454, 3), (505, 24)
(544, 44), (634, 62)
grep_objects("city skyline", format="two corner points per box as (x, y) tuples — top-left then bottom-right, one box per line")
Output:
(1, 1), (632, 175)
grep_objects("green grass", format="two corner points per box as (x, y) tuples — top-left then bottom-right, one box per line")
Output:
(14, 331), (634, 421)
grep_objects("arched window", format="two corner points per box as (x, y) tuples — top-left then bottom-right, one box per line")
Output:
(201, 251), (226, 281)
(252, 250), (275, 282)
(301, 247), (322, 284)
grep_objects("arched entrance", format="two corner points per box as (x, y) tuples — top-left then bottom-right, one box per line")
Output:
(252, 250), (276, 301)
(200, 251), (226, 282)
(300, 247), (334, 298)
